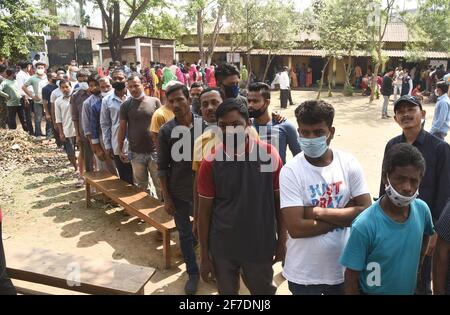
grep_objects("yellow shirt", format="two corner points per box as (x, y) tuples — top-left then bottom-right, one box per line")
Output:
(150, 105), (174, 133)
(192, 126), (260, 172)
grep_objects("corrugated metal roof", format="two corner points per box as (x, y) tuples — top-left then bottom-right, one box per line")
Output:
(178, 47), (449, 59)
(384, 50), (450, 58)
(176, 46), (246, 53)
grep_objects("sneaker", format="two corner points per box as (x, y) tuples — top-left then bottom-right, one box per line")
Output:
(184, 274), (199, 295)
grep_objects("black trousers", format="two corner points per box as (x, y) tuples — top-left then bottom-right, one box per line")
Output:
(113, 155), (134, 185)
(21, 98), (34, 135)
(288, 89), (294, 105)
(280, 89), (289, 108)
(0, 221), (16, 295)
(212, 256), (276, 295)
(7, 106), (26, 131)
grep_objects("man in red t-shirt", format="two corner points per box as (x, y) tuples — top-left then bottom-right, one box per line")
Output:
(197, 97), (286, 295)
(0, 209), (16, 295)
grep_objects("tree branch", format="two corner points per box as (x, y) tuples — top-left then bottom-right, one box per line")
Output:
(120, 0), (152, 39)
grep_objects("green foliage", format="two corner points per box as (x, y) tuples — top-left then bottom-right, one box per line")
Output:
(343, 84), (354, 96)
(130, 10), (185, 40)
(225, 0), (297, 52)
(313, 0), (369, 58)
(404, 0), (450, 55)
(0, 0), (57, 60)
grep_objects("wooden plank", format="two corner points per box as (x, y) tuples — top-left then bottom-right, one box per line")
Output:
(84, 171), (182, 231)
(163, 230), (171, 269)
(85, 182), (91, 208)
(5, 245), (155, 295)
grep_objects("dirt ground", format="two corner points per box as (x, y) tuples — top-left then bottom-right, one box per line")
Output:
(1, 90), (447, 295)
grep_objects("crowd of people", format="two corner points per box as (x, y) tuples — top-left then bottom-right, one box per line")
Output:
(0, 58), (450, 296)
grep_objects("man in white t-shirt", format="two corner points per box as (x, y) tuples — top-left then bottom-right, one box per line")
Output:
(55, 79), (78, 178)
(279, 100), (372, 295)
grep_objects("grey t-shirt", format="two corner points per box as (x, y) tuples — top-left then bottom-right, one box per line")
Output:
(120, 96), (161, 154)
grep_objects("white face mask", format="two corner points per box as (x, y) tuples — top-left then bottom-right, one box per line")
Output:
(36, 69), (45, 75)
(79, 82), (89, 90)
(101, 90), (112, 98)
(132, 91), (146, 100)
(385, 176), (419, 207)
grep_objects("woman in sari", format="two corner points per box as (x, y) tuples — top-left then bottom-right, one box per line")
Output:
(290, 67), (298, 88)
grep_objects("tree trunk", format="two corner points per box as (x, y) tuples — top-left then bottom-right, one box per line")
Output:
(78, 0), (86, 38)
(317, 57), (330, 100)
(246, 53), (252, 87)
(344, 55), (352, 88)
(206, 5), (224, 67)
(48, 1), (59, 36)
(262, 54), (274, 83)
(369, 50), (382, 102)
(197, 10), (205, 66)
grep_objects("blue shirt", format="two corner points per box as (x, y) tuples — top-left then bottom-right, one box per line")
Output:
(340, 198), (434, 295)
(253, 119), (301, 164)
(82, 94), (102, 143)
(100, 92), (130, 155)
(430, 94), (450, 136)
(42, 83), (58, 109)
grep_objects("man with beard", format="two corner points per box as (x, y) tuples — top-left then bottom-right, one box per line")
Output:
(247, 82), (301, 164)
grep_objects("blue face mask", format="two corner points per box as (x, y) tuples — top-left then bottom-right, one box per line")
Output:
(223, 84), (240, 99)
(298, 134), (329, 158)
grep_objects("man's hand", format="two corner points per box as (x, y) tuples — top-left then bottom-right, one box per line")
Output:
(303, 206), (322, 220)
(272, 111), (287, 123)
(164, 198), (176, 216)
(119, 151), (129, 163)
(200, 257), (215, 283)
(105, 149), (114, 159)
(59, 133), (66, 142)
(76, 135), (81, 146)
(45, 113), (52, 121)
(273, 239), (286, 264)
(426, 234), (438, 256)
(23, 98), (30, 108)
(94, 147), (106, 161)
(32, 95), (40, 102)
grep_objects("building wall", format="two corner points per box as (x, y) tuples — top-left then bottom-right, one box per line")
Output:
(56, 25), (103, 51)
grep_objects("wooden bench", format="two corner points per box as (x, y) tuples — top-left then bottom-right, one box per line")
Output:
(5, 245), (155, 295)
(84, 171), (187, 268)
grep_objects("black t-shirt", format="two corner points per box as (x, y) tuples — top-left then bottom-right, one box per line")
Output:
(197, 139), (283, 262)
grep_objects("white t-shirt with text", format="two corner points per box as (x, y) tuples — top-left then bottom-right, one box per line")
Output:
(280, 149), (369, 285)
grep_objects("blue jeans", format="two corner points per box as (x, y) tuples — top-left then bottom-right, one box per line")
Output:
(172, 197), (199, 276)
(288, 281), (344, 295)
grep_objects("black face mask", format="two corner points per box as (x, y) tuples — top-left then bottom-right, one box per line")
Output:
(112, 81), (126, 90)
(191, 98), (201, 115)
(249, 102), (269, 119)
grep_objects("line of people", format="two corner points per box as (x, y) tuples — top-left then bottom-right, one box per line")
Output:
(1, 62), (450, 296)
